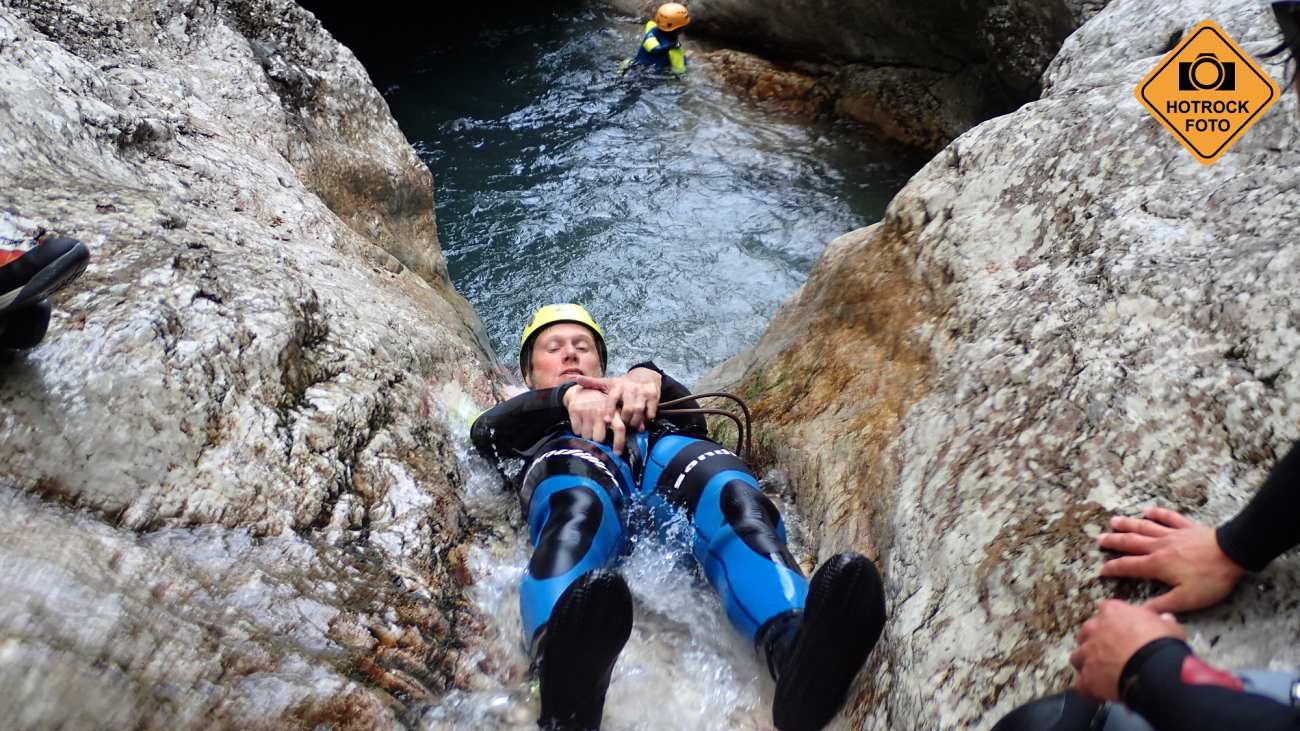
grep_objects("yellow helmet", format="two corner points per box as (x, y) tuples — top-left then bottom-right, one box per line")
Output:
(655, 2), (691, 32)
(518, 303), (608, 377)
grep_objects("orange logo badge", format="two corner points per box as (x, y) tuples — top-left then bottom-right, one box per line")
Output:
(1136, 20), (1280, 164)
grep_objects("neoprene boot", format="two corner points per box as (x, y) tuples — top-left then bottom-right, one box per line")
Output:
(991, 691), (1106, 731)
(0, 237), (89, 315)
(766, 552), (887, 731)
(536, 569), (633, 730)
(0, 298), (51, 350)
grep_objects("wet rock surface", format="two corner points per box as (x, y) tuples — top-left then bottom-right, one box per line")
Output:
(697, 48), (985, 151)
(704, 0), (1300, 727)
(613, 0), (1111, 150)
(0, 0), (506, 727)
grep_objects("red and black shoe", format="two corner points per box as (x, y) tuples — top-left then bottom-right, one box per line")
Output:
(0, 298), (52, 350)
(770, 552), (887, 731)
(0, 236), (90, 316)
(535, 570), (633, 731)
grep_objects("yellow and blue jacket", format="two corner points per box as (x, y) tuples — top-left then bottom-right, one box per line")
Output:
(632, 21), (685, 75)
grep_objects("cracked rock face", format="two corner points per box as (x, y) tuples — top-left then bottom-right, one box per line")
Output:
(704, 0), (1300, 727)
(0, 0), (507, 727)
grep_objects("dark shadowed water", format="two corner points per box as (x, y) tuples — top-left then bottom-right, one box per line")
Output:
(361, 3), (922, 384)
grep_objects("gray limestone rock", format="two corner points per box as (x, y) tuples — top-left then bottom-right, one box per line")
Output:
(704, 0), (1300, 727)
(0, 0), (506, 726)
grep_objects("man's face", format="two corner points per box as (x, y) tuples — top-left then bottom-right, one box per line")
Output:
(526, 322), (603, 389)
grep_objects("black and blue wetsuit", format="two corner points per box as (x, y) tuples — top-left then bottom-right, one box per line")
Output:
(470, 362), (807, 654)
(995, 441), (1300, 731)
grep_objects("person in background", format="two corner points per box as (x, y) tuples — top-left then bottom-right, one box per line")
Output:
(623, 3), (690, 76)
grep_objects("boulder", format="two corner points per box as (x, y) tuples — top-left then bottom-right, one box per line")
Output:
(0, 0), (506, 726)
(704, 0), (1300, 727)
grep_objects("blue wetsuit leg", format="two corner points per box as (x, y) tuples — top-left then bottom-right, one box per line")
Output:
(639, 434), (808, 643)
(519, 434), (636, 649)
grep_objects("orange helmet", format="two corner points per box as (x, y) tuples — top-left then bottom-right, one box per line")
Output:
(655, 3), (691, 32)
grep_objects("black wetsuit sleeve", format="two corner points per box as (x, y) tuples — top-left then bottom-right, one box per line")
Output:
(470, 383), (578, 466)
(1215, 440), (1300, 572)
(1121, 638), (1300, 731)
(629, 361), (708, 437)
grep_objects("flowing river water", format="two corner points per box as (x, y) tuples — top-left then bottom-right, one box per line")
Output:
(306, 1), (925, 727)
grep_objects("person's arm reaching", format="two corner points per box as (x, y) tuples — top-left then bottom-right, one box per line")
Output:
(667, 47), (685, 75)
(1071, 600), (1300, 731)
(1097, 440), (1299, 613)
(1121, 638), (1300, 731)
(1216, 440), (1300, 572)
(470, 383), (579, 466)
(641, 29), (672, 58)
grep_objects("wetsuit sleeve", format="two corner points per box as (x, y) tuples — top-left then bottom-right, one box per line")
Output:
(629, 361), (708, 437)
(470, 383), (578, 466)
(641, 27), (677, 56)
(668, 47), (685, 74)
(1121, 638), (1300, 731)
(1215, 440), (1300, 572)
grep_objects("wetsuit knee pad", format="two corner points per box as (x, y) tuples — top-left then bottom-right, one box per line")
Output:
(521, 482), (626, 644)
(528, 486), (607, 580)
(720, 482), (799, 568)
(699, 479), (808, 640)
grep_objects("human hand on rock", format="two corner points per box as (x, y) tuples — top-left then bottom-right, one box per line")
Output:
(1097, 507), (1245, 613)
(1070, 599), (1185, 701)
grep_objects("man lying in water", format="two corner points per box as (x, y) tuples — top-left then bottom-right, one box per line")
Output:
(471, 303), (887, 730)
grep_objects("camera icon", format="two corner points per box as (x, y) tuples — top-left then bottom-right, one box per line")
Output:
(1178, 52), (1236, 91)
